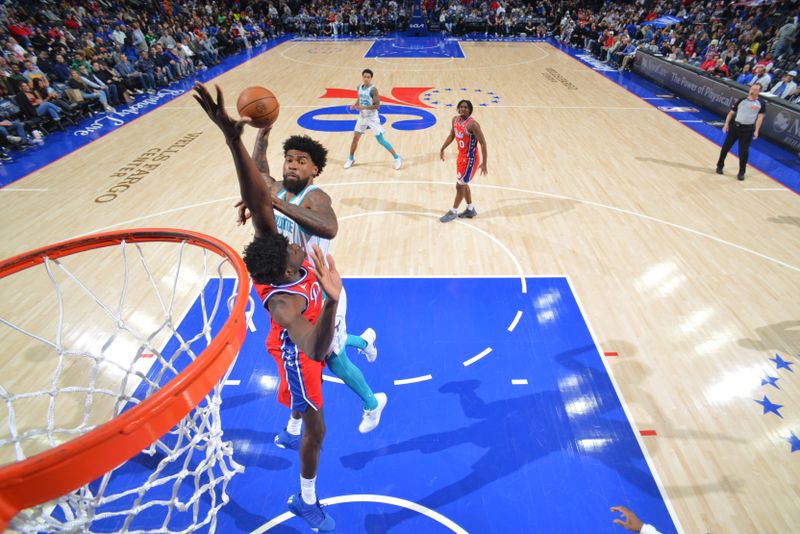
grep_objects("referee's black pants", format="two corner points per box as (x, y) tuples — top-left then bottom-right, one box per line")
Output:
(716, 121), (755, 176)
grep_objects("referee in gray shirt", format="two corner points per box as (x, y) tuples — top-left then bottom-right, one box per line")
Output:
(716, 82), (767, 180)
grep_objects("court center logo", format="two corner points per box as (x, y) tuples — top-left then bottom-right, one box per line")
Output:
(297, 87), (437, 132)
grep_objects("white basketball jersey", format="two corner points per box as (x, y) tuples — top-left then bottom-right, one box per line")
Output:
(274, 184), (331, 258)
(358, 83), (378, 118)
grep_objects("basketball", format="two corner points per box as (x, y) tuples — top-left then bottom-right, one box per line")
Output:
(236, 86), (280, 128)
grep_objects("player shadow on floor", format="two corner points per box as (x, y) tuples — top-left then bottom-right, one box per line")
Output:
(766, 215), (800, 228)
(480, 197), (579, 220)
(222, 427), (293, 469)
(737, 320), (800, 353)
(635, 156), (718, 175)
(340, 374), (662, 533)
(216, 497), (290, 533)
(220, 391), (266, 411)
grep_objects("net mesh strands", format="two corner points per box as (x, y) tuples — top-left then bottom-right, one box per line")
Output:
(0, 230), (249, 532)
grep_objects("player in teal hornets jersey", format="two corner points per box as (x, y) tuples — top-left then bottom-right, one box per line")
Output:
(344, 68), (402, 170)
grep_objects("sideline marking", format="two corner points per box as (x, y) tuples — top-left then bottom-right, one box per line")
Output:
(566, 275), (684, 533)
(85, 181), (800, 274)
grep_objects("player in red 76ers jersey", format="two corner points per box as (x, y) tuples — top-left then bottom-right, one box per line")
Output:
(194, 82), (337, 532)
(438, 99), (488, 223)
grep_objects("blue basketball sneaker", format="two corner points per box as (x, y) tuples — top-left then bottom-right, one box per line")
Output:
(440, 209), (457, 223)
(274, 428), (301, 450)
(287, 493), (335, 532)
(458, 206), (477, 218)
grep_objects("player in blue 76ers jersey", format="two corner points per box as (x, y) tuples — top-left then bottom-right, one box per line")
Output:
(194, 82), (339, 531)
(439, 99), (488, 222)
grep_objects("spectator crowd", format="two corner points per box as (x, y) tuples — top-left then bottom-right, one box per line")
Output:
(1, 0), (797, 164)
(553, 0), (799, 103)
(0, 0), (272, 164)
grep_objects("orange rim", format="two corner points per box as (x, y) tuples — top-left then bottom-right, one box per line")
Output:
(0, 229), (249, 530)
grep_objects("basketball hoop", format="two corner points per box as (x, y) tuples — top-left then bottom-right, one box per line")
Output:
(0, 229), (250, 532)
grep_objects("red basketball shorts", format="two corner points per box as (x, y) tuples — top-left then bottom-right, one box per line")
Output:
(456, 153), (480, 184)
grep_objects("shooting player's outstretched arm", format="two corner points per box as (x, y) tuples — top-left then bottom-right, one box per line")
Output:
(193, 82), (277, 237)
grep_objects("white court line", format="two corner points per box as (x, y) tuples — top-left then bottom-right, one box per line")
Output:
(172, 104), (336, 109)
(253, 494), (467, 533)
(394, 374), (433, 385)
(565, 275), (685, 534)
(641, 97), (665, 100)
(511, 379), (528, 385)
(323, 374), (345, 384)
(170, 104), (654, 111)
(464, 182), (798, 272)
(487, 105), (653, 110)
(0, 188), (48, 192)
(83, 180), (800, 273)
(223, 379), (240, 386)
(508, 310), (523, 332)
(744, 188), (792, 192)
(338, 210), (528, 294)
(463, 347), (492, 367)
(679, 120), (704, 123)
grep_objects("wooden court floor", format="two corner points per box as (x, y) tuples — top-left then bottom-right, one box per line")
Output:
(1, 40), (798, 533)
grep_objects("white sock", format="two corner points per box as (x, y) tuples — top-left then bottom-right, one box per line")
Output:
(301, 476), (316, 504)
(467, 204), (474, 209)
(449, 208), (457, 214)
(287, 416), (302, 435)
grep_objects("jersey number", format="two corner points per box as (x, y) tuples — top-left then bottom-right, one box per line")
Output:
(458, 140), (465, 149)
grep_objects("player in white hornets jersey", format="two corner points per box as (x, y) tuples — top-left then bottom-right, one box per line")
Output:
(273, 185), (330, 258)
(344, 68), (402, 170)
(236, 125), (388, 442)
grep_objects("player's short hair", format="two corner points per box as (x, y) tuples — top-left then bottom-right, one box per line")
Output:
(362, 68), (374, 77)
(752, 82), (762, 89)
(243, 233), (290, 285)
(283, 135), (328, 173)
(457, 99), (474, 115)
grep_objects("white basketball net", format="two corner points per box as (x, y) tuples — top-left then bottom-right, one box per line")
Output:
(0, 238), (250, 532)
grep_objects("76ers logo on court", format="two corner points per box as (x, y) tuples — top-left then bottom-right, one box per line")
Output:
(297, 87), (437, 132)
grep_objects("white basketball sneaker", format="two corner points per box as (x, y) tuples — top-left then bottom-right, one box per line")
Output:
(359, 328), (377, 362)
(344, 158), (354, 169)
(394, 156), (402, 170)
(359, 393), (387, 434)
